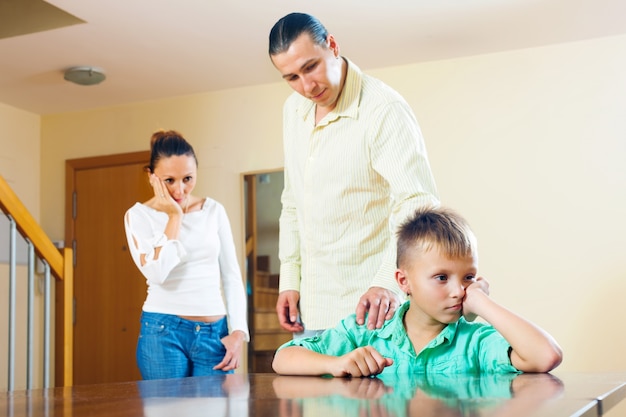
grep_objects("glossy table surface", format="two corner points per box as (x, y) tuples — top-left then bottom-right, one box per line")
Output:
(2, 372), (625, 417)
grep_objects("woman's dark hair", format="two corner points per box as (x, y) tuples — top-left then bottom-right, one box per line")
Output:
(269, 12), (328, 56)
(146, 129), (197, 173)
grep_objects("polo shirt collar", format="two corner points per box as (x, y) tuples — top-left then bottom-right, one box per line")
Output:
(295, 57), (362, 125)
(380, 301), (461, 349)
(332, 58), (362, 119)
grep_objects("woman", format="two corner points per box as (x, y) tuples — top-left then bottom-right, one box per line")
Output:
(124, 129), (249, 379)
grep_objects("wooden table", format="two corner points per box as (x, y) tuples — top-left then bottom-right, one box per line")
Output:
(2, 372), (625, 417)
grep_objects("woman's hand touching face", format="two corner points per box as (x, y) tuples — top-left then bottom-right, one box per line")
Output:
(149, 173), (183, 216)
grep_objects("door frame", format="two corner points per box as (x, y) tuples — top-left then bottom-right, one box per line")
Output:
(241, 168), (285, 372)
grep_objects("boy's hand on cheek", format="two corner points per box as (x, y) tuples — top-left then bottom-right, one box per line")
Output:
(462, 276), (490, 321)
(473, 276), (490, 295)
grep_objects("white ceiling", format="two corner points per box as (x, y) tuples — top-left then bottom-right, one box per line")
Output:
(1, 0), (625, 115)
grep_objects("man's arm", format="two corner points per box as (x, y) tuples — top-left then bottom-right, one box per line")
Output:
(277, 168), (304, 332)
(358, 100), (439, 328)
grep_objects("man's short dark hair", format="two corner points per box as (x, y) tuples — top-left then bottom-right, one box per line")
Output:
(269, 12), (328, 56)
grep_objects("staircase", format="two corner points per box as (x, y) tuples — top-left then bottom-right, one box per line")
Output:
(0, 175), (73, 390)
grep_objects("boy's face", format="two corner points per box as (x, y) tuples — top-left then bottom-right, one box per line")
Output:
(396, 245), (478, 325)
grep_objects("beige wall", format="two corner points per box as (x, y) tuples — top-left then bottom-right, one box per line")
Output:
(369, 34), (626, 372)
(0, 103), (44, 390)
(2, 32), (624, 380)
(0, 102), (40, 212)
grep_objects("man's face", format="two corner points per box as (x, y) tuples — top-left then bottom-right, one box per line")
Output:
(270, 33), (344, 112)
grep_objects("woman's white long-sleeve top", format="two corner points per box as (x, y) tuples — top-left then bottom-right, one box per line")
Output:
(124, 197), (249, 340)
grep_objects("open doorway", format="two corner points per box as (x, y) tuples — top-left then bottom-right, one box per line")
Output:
(242, 170), (291, 372)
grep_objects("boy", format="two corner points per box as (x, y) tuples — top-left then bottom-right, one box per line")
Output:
(272, 206), (563, 377)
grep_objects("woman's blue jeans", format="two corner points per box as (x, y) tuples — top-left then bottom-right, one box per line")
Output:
(136, 311), (233, 380)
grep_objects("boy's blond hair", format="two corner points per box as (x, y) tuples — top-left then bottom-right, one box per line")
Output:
(396, 206), (477, 268)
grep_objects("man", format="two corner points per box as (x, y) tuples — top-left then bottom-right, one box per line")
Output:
(269, 12), (439, 338)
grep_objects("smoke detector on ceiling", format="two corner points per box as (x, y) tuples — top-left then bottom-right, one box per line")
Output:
(64, 66), (106, 86)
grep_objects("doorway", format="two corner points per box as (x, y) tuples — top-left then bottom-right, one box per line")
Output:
(64, 151), (151, 384)
(243, 170), (291, 373)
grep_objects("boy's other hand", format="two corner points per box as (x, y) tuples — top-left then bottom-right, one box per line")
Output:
(333, 346), (393, 377)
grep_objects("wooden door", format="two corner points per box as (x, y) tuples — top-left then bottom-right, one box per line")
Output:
(65, 152), (151, 384)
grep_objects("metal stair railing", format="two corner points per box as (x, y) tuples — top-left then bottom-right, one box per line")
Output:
(0, 175), (73, 390)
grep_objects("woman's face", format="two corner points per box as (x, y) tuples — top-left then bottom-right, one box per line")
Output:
(153, 154), (197, 207)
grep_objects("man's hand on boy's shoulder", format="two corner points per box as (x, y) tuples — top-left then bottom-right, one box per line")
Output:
(462, 276), (490, 322)
(355, 287), (402, 330)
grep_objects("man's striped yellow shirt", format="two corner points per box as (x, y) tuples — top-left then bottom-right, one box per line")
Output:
(279, 59), (439, 330)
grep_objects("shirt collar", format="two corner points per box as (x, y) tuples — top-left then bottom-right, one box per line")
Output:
(295, 57), (363, 125)
(332, 58), (362, 119)
(378, 301), (410, 340)
(433, 320), (459, 347)
(379, 301), (461, 348)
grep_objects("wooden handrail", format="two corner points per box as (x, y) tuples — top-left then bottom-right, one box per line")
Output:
(57, 247), (74, 387)
(0, 174), (73, 387)
(0, 175), (64, 279)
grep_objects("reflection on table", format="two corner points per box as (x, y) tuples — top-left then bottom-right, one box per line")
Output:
(139, 373), (250, 417)
(271, 372), (564, 417)
(1, 372), (625, 417)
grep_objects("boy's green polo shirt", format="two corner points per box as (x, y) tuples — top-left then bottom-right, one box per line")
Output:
(278, 301), (520, 375)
